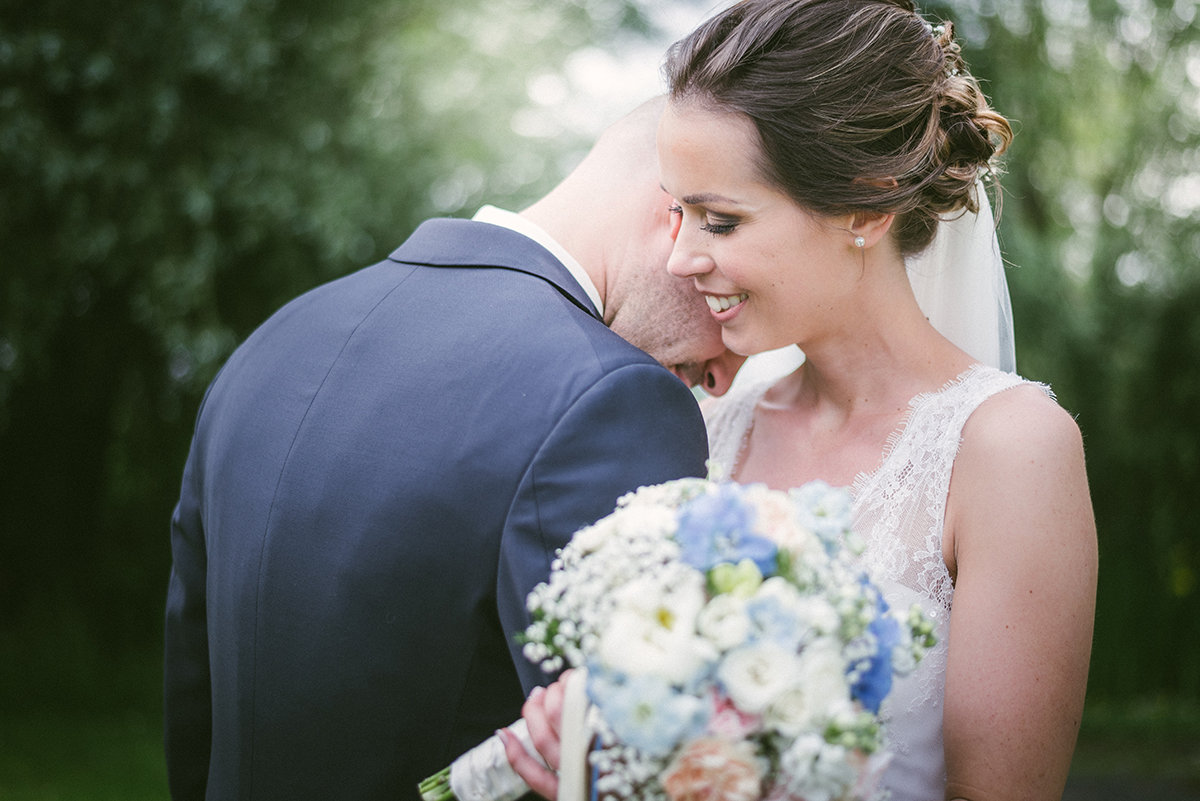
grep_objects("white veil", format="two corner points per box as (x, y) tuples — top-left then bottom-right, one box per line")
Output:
(729, 183), (1016, 390)
(906, 181), (1016, 374)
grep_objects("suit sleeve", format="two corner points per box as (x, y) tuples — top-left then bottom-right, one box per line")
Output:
(163, 435), (213, 800)
(497, 363), (709, 693)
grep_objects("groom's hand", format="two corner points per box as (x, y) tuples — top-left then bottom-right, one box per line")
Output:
(498, 671), (570, 800)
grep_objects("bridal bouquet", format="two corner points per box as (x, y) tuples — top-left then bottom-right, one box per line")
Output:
(422, 478), (936, 801)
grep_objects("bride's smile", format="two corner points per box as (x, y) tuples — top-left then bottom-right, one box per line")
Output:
(703, 292), (748, 313)
(657, 100), (885, 359)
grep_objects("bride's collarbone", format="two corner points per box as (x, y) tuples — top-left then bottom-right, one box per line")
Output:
(739, 409), (898, 490)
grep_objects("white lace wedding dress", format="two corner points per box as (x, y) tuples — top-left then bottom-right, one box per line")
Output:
(705, 363), (1051, 801)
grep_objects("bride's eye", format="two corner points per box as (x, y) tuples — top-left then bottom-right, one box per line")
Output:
(669, 204), (683, 216)
(701, 215), (737, 236)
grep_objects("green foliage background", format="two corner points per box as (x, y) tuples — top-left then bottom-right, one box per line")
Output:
(930, 0), (1200, 701)
(1, 0), (1198, 741)
(0, 0), (641, 714)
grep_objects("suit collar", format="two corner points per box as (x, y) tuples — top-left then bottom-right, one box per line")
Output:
(388, 218), (601, 319)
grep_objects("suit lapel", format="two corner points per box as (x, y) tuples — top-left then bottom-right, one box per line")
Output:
(388, 218), (601, 320)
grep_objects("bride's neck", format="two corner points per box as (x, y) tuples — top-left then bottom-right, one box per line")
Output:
(740, 315), (971, 491)
(779, 298), (971, 420)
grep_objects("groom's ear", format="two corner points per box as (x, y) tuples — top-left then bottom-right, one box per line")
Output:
(660, 189), (684, 242)
(669, 202), (683, 242)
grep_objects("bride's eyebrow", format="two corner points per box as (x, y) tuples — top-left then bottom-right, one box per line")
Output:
(659, 185), (739, 207)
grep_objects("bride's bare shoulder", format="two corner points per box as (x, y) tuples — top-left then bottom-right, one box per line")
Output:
(959, 381), (1083, 469)
(949, 380), (1092, 552)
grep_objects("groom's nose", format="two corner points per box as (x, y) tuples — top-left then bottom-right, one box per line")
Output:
(699, 349), (747, 397)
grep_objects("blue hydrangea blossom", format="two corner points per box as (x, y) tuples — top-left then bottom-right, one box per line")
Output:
(676, 483), (778, 575)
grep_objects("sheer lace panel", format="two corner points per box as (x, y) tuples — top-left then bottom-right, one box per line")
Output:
(704, 364), (1053, 801)
(850, 365), (1047, 613)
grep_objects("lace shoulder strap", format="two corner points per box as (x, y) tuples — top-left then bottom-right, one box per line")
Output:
(852, 364), (1052, 612)
(702, 379), (774, 481)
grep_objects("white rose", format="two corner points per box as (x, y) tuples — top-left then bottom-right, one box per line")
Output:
(697, 594), (751, 651)
(597, 571), (715, 684)
(765, 638), (852, 735)
(718, 641), (803, 715)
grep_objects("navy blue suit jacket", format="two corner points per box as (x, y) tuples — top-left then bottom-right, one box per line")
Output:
(164, 219), (709, 800)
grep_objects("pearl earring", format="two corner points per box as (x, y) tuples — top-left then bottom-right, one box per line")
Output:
(854, 236), (865, 248)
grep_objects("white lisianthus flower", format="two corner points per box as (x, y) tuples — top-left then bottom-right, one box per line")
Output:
(612, 570), (706, 625)
(697, 593), (751, 652)
(764, 638), (852, 737)
(766, 637), (853, 736)
(717, 641), (803, 715)
(754, 576), (805, 609)
(794, 595), (841, 637)
(764, 684), (814, 737)
(597, 570), (716, 685)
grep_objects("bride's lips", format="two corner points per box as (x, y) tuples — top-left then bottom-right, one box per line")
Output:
(704, 292), (748, 322)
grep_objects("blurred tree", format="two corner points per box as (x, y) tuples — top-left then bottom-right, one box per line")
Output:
(4, 0), (1200, 710)
(925, 0), (1200, 700)
(0, 0), (655, 697)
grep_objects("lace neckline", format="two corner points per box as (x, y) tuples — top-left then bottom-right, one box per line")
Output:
(846, 363), (987, 499)
(727, 363), (990, 496)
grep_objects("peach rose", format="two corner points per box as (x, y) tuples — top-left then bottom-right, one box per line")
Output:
(662, 737), (764, 801)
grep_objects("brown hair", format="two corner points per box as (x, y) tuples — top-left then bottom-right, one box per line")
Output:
(664, 0), (1012, 256)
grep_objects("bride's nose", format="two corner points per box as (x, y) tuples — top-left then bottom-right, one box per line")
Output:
(667, 230), (713, 280)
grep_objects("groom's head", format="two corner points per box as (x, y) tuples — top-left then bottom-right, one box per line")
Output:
(521, 97), (744, 396)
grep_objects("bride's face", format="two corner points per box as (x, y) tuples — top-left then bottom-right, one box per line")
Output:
(608, 185), (745, 395)
(657, 101), (858, 356)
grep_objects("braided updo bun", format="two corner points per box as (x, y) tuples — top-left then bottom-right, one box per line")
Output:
(665, 0), (1012, 256)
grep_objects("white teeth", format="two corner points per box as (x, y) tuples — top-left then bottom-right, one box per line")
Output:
(705, 293), (748, 312)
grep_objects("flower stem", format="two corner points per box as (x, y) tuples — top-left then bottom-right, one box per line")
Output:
(418, 766), (455, 801)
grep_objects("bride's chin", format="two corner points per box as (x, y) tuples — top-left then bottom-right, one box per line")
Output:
(721, 328), (766, 356)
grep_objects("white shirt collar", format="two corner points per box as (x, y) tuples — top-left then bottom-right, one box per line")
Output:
(471, 205), (604, 317)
